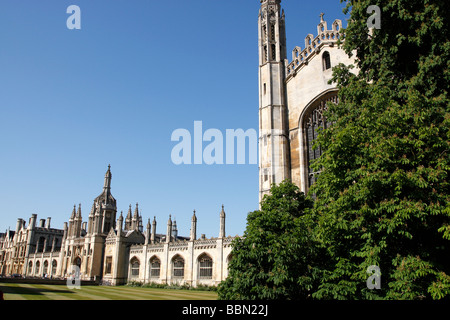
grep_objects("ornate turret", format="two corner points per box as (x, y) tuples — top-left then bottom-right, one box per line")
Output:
(172, 219), (178, 240)
(92, 165), (117, 234)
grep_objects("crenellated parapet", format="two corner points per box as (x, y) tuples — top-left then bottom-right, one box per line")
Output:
(286, 14), (343, 79)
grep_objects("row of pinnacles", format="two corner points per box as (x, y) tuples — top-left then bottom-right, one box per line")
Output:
(103, 204), (232, 286)
(0, 165), (234, 287)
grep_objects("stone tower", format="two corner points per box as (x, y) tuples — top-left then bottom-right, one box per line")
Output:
(258, 0), (291, 201)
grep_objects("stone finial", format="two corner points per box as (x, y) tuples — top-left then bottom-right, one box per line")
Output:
(70, 205), (76, 220)
(320, 12), (325, 22)
(76, 203), (82, 218)
(219, 205), (226, 238)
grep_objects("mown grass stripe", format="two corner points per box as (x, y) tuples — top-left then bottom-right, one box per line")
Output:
(77, 286), (150, 300)
(102, 286), (217, 300)
(28, 284), (76, 300)
(79, 286), (190, 300)
(0, 283), (27, 300)
(13, 284), (52, 300)
(33, 284), (111, 300)
(76, 285), (216, 300)
(0, 283), (218, 300)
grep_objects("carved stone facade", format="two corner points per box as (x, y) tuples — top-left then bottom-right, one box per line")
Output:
(258, 0), (357, 199)
(0, 167), (235, 287)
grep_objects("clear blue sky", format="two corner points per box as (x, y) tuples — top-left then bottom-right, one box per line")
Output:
(0, 0), (349, 238)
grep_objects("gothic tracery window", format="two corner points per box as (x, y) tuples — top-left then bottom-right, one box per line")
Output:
(303, 92), (338, 188)
(172, 255), (185, 278)
(150, 257), (161, 278)
(198, 254), (213, 279)
(130, 258), (140, 278)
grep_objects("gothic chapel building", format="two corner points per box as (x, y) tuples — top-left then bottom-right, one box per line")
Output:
(1, 1), (356, 286)
(258, 0), (356, 199)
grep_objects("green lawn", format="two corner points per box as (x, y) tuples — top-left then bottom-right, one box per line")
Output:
(0, 282), (218, 300)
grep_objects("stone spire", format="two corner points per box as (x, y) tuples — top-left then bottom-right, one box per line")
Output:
(151, 216), (156, 244)
(145, 219), (151, 245)
(125, 204), (132, 230)
(219, 205), (226, 238)
(69, 205), (76, 237)
(166, 215), (172, 243)
(76, 203), (82, 219)
(117, 211), (123, 235)
(74, 203), (82, 237)
(190, 210), (197, 241)
(132, 203), (139, 231)
(103, 164), (112, 194)
(70, 205), (76, 221)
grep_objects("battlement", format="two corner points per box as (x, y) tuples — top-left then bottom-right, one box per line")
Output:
(286, 15), (343, 79)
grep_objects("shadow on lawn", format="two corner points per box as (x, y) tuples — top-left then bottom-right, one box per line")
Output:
(0, 284), (74, 297)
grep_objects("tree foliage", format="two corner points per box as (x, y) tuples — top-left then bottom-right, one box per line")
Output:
(219, 0), (449, 300)
(309, 0), (450, 299)
(217, 181), (319, 300)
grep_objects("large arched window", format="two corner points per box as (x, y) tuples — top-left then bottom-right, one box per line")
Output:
(172, 255), (185, 278)
(149, 256), (161, 278)
(130, 258), (140, 278)
(198, 254), (213, 279)
(303, 91), (338, 189)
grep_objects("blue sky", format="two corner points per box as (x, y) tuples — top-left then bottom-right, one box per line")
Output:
(0, 0), (349, 238)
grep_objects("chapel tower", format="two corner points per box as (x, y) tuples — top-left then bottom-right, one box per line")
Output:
(258, 0), (291, 201)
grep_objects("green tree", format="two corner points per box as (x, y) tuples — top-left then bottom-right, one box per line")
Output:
(217, 181), (320, 300)
(309, 0), (450, 299)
